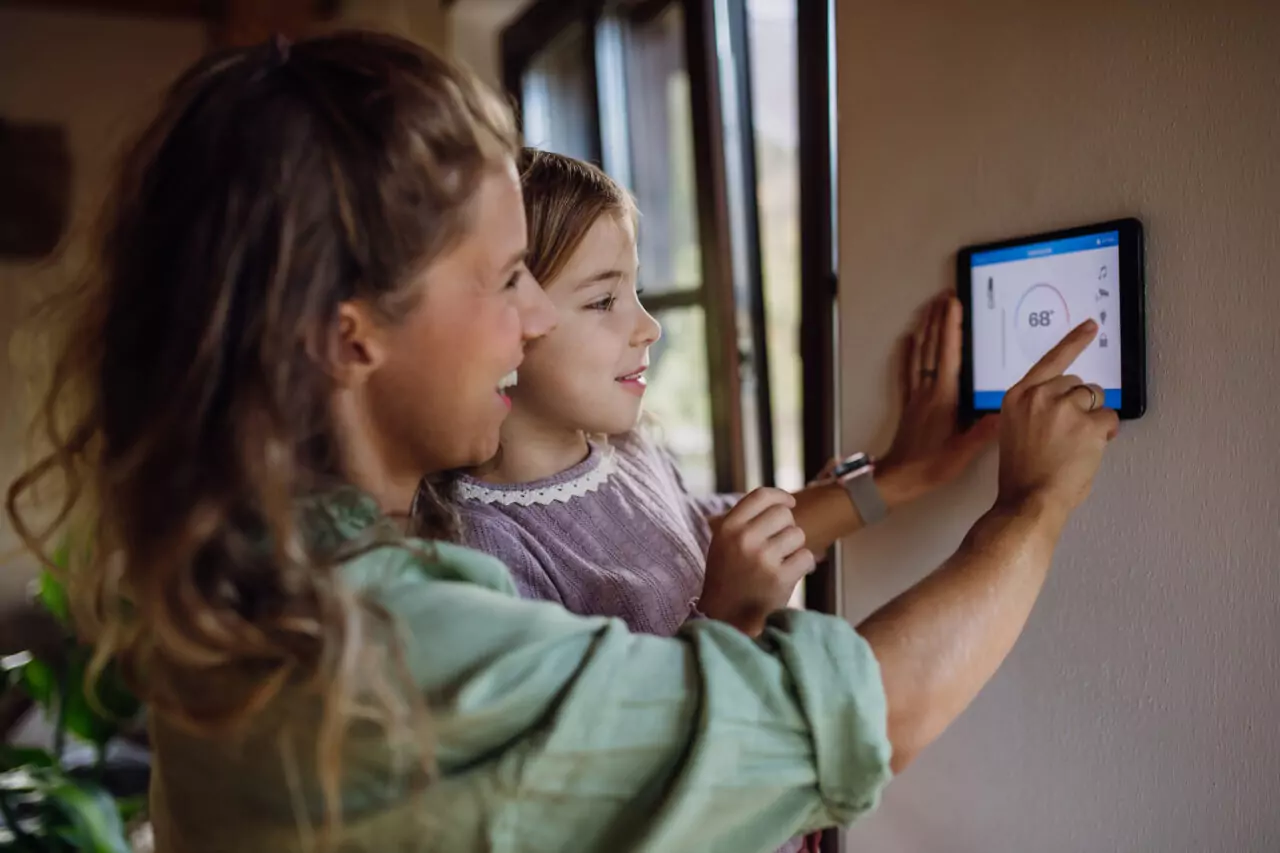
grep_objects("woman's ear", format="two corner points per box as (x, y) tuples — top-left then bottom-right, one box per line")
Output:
(329, 300), (389, 387)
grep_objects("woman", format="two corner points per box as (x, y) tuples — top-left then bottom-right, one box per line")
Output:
(7, 31), (1118, 853)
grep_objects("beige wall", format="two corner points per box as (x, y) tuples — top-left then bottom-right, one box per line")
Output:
(338, 0), (450, 52)
(449, 0), (533, 93)
(0, 8), (208, 603)
(0, 3), (453, 607)
(836, 0), (1280, 849)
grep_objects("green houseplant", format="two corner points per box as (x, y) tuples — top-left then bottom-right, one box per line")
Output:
(0, 540), (146, 852)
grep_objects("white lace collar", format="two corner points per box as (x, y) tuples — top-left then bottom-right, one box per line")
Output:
(457, 445), (617, 507)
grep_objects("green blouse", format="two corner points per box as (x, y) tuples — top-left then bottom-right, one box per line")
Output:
(148, 492), (892, 852)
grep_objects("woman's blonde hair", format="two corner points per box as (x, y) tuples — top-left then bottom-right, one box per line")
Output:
(6, 30), (515, 836)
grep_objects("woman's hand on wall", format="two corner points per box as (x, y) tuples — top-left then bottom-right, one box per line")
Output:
(876, 290), (999, 507)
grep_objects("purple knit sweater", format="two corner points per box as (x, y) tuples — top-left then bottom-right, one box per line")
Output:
(456, 432), (738, 636)
(457, 433), (811, 853)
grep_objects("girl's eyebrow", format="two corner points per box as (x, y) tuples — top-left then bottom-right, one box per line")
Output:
(574, 270), (626, 290)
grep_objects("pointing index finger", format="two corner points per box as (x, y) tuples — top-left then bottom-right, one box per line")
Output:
(1018, 320), (1099, 388)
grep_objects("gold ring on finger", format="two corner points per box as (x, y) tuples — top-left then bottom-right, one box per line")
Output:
(1078, 384), (1100, 412)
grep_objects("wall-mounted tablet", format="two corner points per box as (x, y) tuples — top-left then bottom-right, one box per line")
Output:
(957, 218), (1147, 421)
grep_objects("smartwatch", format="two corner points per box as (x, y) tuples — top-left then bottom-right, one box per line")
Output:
(831, 452), (888, 526)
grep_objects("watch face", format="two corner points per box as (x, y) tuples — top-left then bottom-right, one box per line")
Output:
(832, 452), (871, 479)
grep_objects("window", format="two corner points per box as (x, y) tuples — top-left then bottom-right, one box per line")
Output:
(644, 306), (715, 493)
(613, 3), (716, 490)
(621, 4), (701, 298)
(744, 0), (801, 490)
(521, 21), (597, 162)
(502, 0), (829, 504)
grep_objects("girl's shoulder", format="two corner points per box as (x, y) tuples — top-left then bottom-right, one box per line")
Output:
(610, 425), (677, 473)
(609, 427), (693, 498)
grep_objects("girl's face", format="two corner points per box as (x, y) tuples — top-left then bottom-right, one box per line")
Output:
(507, 213), (662, 438)
(352, 160), (558, 483)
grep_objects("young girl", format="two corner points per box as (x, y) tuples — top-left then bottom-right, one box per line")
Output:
(457, 149), (999, 638)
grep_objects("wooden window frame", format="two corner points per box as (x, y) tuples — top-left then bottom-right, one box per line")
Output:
(796, 9), (842, 853)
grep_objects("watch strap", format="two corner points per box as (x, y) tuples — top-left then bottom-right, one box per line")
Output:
(837, 458), (888, 525)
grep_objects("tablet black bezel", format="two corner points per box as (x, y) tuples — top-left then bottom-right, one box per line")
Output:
(957, 217), (1146, 422)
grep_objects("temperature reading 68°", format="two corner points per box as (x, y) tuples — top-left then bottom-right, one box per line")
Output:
(1015, 284), (1071, 362)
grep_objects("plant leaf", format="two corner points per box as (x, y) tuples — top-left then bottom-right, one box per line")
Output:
(0, 747), (57, 772)
(36, 569), (71, 627)
(61, 697), (117, 748)
(16, 658), (55, 712)
(58, 655), (115, 748)
(41, 777), (130, 853)
(0, 652), (32, 697)
(114, 795), (146, 824)
(0, 652), (33, 674)
(58, 650), (139, 748)
(86, 662), (140, 726)
(0, 769), (39, 793)
(57, 823), (92, 850)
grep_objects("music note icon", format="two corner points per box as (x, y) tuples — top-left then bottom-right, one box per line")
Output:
(1098, 265), (1108, 280)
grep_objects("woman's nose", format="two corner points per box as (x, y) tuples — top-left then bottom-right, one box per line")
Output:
(519, 275), (558, 342)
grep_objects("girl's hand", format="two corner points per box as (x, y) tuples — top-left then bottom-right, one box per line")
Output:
(700, 488), (814, 636)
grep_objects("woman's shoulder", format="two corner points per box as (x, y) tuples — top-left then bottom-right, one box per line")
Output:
(300, 487), (516, 596)
(339, 536), (517, 599)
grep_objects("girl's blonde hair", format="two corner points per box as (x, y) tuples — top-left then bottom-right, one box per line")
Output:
(6, 31), (516, 836)
(518, 147), (637, 286)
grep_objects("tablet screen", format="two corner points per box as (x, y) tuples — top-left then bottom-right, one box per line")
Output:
(968, 229), (1122, 411)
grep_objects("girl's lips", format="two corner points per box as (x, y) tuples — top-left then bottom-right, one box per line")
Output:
(617, 374), (647, 395)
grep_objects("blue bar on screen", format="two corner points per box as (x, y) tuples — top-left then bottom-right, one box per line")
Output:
(971, 231), (1119, 267)
(974, 388), (1122, 411)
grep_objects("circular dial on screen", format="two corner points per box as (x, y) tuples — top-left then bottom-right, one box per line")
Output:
(1015, 283), (1071, 363)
